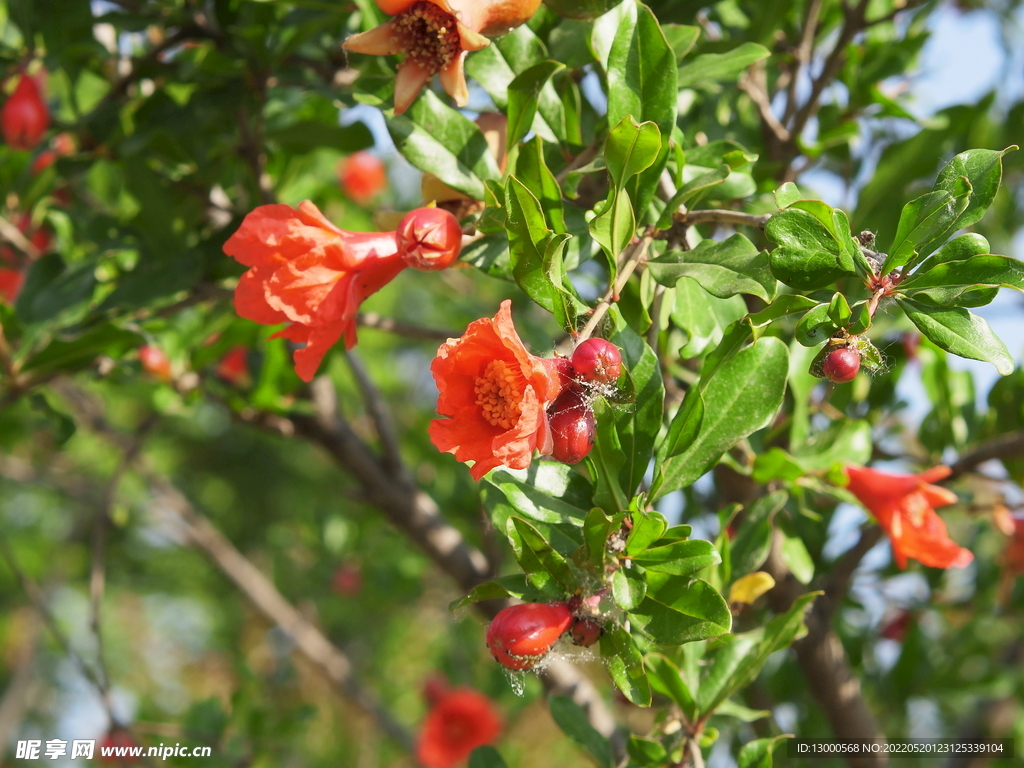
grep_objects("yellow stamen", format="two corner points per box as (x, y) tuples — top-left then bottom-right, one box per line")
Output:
(392, 1), (461, 75)
(474, 360), (523, 429)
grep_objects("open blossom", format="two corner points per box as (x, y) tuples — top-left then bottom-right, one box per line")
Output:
(429, 300), (570, 480)
(417, 680), (501, 768)
(845, 465), (973, 570)
(223, 202), (460, 382)
(343, 0), (540, 114)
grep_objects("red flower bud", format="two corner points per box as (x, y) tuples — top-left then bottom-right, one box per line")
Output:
(570, 617), (602, 647)
(485, 602), (572, 670)
(2, 74), (49, 151)
(397, 207), (462, 270)
(547, 386), (595, 465)
(822, 346), (860, 383)
(338, 151), (387, 205)
(571, 338), (622, 385)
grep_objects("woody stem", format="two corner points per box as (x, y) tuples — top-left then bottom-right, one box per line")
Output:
(577, 230), (655, 342)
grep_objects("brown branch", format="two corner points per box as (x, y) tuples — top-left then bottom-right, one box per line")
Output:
(740, 69), (791, 144)
(356, 312), (458, 343)
(947, 430), (1024, 480)
(339, 358), (406, 477)
(823, 526), (884, 613)
(577, 232), (655, 342)
(783, 0), (824, 125)
(676, 210), (772, 229)
(145, 477), (418, 755)
(0, 214), (42, 260)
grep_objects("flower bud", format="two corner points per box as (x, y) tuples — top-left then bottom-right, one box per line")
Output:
(822, 346), (860, 383)
(2, 74), (49, 151)
(569, 617), (602, 647)
(338, 151), (387, 205)
(485, 602), (572, 670)
(139, 346), (172, 381)
(548, 386), (596, 465)
(397, 207), (462, 270)
(571, 338), (622, 385)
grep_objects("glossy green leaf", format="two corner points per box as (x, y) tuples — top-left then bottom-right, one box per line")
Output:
(629, 574), (731, 645)
(507, 61), (566, 147)
(676, 42), (770, 89)
(589, 191), (635, 261)
(647, 235), (776, 301)
(604, 116), (662, 191)
(646, 653), (698, 723)
(662, 388), (705, 459)
(728, 492), (786, 580)
(511, 517), (577, 591)
(601, 623), (652, 706)
(655, 338), (789, 496)
(630, 539), (720, 576)
(486, 466), (591, 527)
(549, 697), (614, 768)
(884, 178), (972, 274)
(696, 592), (817, 715)
(897, 296), (1014, 375)
(469, 746), (509, 768)
(765, 208), (857, 289)
(388, 91), (500, 199)
(931, 146), (1017, 232)
(515, 136), (566, 233)
(910, 232), (990, 274)
(21, 323), (143, 374)
(626, 511), (669, 555)
(607, 4), (677, 139)
(583, 507), (614, 570)
(738, 736), (791, 768)
(899, 255), (1024, 305)
(612, 566), (647, 611)
(449, 575), (537, 611)
(795, 303), (837, 347)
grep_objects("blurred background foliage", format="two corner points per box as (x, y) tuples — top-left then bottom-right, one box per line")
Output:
(0, 0), (1023, 767)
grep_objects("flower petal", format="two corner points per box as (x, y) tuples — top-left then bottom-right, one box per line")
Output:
(342, 21), (405, 55)
(394, 60), (434, 115)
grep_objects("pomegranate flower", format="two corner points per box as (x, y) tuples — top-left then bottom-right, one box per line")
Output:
(343, 0), (541, 114)
(429, 300), (570, 480)
(844, 465), (973, 570)
(223, 202), (461, 382)
(2, 73), (49, 151)
(417, 682), (502, 768)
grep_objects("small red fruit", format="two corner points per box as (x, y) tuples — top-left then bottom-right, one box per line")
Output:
(547, 387), (596, 465)
(570, 617), (602, 647)
(822, 346), (860, 383)
(338, 151), (387, 205)
(331, 561), (363, 597)
(396, 207), (462, 271)
(2, 74), (49, 151)
(485, 602), (572, 670)
(139, 346), (172, 381)
(571, 338), (622, 385)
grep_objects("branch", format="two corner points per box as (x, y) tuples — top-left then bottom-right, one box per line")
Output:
(145, 477), (418, 754)
(339, 358), (406, 477)
(947, 430), (1024, 480)
(677, 210), (772, 229)
(740, 69), (791, 144)
(577, 232), (655, 342)
(356, 312), (458, 343)
(783, 0), (823, 125)
(0, 213), (42, 260)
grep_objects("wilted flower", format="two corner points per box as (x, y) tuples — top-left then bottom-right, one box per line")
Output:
(844, 464), (973, 570)
(417, 680), (501, 768)
(429, 300), (570, 480)
(223, 202), (461, 381)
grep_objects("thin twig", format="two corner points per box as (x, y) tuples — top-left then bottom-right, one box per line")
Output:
(0, 214), (42, 260)
(356, 312), (458, 343)
(577, 232), (655, 342)
(339, 357), (406, 477)
(555, 142), (601, 184)
(783, 0), (823, 125)
(677, 210), (772, 229)
(948, 430), (1024, 480)
(740, 69), (791, 143)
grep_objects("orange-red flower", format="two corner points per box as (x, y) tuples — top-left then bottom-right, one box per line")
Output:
(844, 465), (973, 570)
(429, 300), (570, 480)
(343, 0), (541, 114)
(223, 202), (461, 382)
(417, 683), (501, 768)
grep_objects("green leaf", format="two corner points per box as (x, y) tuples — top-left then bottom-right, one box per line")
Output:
(631, 539), (721, 576)
(604, 116), (662, 191)
(600, 624), (652, 706)
(663, 24), (701, 62)
(662, 388), (705, 459)
(647, 235), (776, 301)
(629, 575), (731, 645)
(589, 191), (635, 262)
(884, 179), (972, 274)
(583, 507), (614, 570)
(449, 575), (537, 611)
(773, 182), (805, 210)
(465, 26), (546, 110)
(646, 653), (698, 723)
(507, 61), (566, 147)
(387, 90), (501, 200)
(931, 146), (1017, 232)
(655, 338), (789, 497)
(626, 511), (668, 555)
(795, 303), (838, 347)
(607, 4), (677, 139)
(676, 42), (771, 89)
(515, 135), (566, 233)
(485, 466), (591, 527)
(549, 697), (614, 768)
(789, 419), (872, 470)
(897, 296), (1014, 375)
(738, 736), (791, 768)
(899, 255), (1024, 305)
(765, 208), (857, 289)
(780, 530), (814, 584)
(728, 492), (786, 579)
(696, 592), (818, 716)
(511, 517), (578, 591)
(910, 232), (990, 274)
(627, 736), (669, 765)
(827, 292), (852, 326)
(505, 176), (581, 330)
(469, 746), (509, 768)
(16, 253), (96, 325)
(612, 567), (647, 611)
